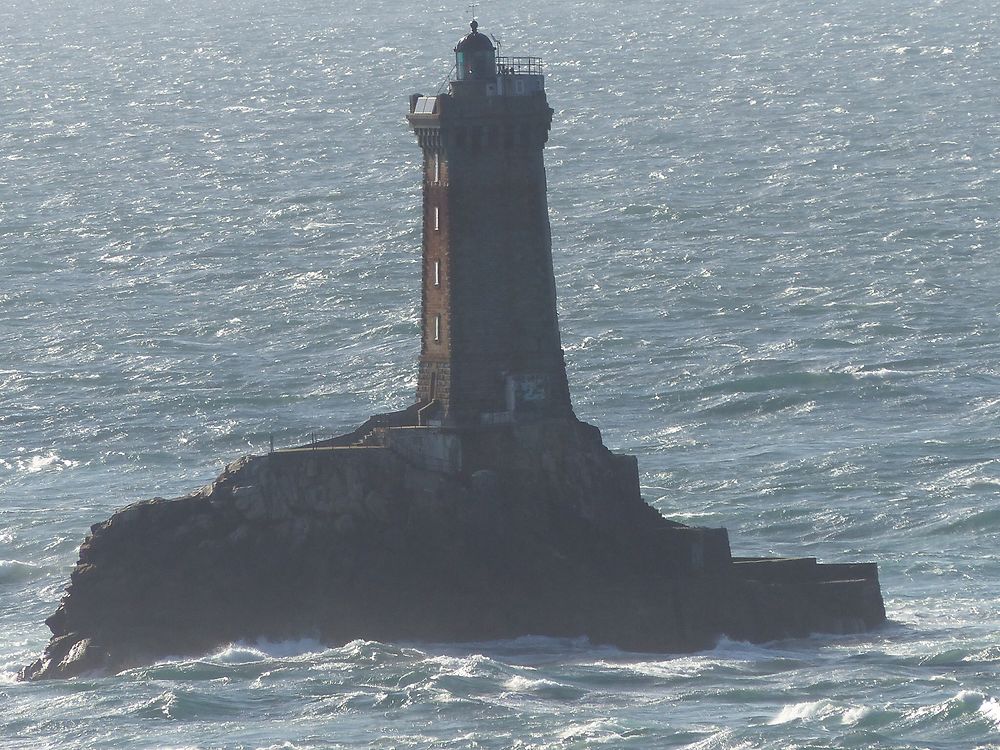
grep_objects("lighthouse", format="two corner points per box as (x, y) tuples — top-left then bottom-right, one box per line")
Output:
(408, 21), (573, 427)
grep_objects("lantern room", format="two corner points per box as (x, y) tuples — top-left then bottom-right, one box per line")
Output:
(454, 20), (497, 81)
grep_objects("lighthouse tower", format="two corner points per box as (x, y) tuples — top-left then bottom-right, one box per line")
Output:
(408, 21), (572, 427)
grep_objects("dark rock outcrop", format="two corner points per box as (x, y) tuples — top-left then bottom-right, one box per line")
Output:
(21, 417), (884, 680)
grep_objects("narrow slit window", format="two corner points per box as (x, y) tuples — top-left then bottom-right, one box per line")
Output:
(434, 314), (441, 342)
(434, 152), (440, 183)
(434, 206), (440, 231)
(433, 259), (441, 286)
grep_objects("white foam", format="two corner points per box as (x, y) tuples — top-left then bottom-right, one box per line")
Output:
(682, 731), (756, 750)
(624, 657), (709, 680)
(841, 705), (872, 725)
(213, 638), (326, 663)
(422, 652), (498, 678)
(130, 689), (178, 718)
(979, 697), (1000, 729)
(0, 666), (21, 685)
(15, 452), (79, 474)
(769, 699), (837, 725)
(211, 644), (268, 663)
(908, 690), (985, 724)
(503, 675), (560, 692)
(554, 718), (623, 744)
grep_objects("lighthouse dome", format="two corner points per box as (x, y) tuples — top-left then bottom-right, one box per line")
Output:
(454, 20), (497, 82)
(455, 20), (495, 53)
(454, 21), (497, 82)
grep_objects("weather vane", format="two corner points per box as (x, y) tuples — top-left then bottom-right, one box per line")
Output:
(468, 3), (479, 22)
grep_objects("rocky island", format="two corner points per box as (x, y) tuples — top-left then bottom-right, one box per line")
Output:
(21, 23), (885, 681)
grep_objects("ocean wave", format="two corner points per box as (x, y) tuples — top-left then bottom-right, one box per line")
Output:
(915, 647), (993, 668)
(552, 718), (629, 745)
(127, 688), (248, 721)
(336, 638), (421, 664)
(896, 689), (1000, 734)
(841, 705), (874, 725)
(0, 559), (41, 584)
(193, 637), (330, 667)
(2, 452), (79, 475)
(503, 675), (553, 692)
(979, 697), (1000, 730)
(933, 508), (1000, 535)
(694, 392), (819, 419)
(505, 675), (587, 702)
(768, 699), (840, 725)
(768, 699), (892, 731)
(210, 644), (273, 664)
(678, 729), (749, 750)
(700, 370), (858, 396)
(237, 637), (327, 659)
(126, 637), (332, 682)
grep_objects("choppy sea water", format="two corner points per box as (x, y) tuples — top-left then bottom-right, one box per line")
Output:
(2, 0), (999, 747)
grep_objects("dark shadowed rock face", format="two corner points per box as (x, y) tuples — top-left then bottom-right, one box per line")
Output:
(20, 418), (885, 680)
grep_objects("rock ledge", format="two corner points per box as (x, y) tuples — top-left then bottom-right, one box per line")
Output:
(21, 415), (884, 680)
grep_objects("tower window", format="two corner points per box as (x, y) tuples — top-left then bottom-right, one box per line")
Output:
(433, 152), (440, 184)
(433, 259), (441, 286)
(434, 314), (441, 342)
(434, 206), (440, 231)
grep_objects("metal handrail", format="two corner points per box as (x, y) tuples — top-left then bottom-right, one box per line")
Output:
(495, 56), (543, 76)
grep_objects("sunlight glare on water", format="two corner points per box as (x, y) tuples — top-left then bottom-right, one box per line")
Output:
(2, 0), (999, 746)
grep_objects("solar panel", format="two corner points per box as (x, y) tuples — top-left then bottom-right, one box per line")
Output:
(414, 96), (437, 114)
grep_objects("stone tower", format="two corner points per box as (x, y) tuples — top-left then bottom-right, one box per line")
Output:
(407, 21), (573, 427)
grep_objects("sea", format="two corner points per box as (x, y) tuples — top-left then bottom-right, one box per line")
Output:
(2, 0), (999, 746)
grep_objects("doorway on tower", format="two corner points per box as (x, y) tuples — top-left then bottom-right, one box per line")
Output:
(416, 363), (449, 427)
(417, 397), (443, 427)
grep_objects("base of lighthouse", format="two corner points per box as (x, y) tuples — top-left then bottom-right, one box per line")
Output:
(21, 412), (885, 681)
